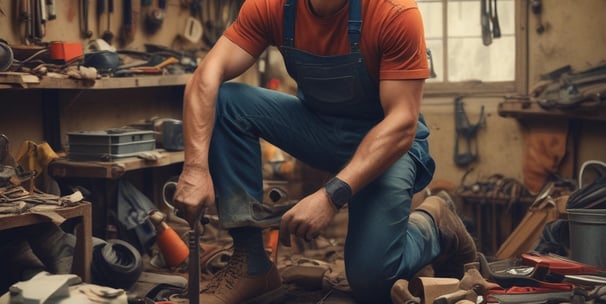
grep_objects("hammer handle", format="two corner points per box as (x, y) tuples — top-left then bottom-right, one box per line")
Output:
(188, 215), (202, 304)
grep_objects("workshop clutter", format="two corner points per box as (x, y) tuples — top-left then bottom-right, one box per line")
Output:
(0, 39), (13, 71)
(531, 62), (606, 110)
(148, 209), (189, 268)
(67, 128), (156, 161)
(567, 160), (606, 268)
(91, 238), (144, 290)
(1, 0), (247, 83)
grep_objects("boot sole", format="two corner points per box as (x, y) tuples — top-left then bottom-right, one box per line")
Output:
(243, 285), (289, 304)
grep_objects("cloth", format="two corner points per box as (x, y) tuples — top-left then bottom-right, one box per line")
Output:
(116, 180), (157, 253)
(224, 0), (429, 81)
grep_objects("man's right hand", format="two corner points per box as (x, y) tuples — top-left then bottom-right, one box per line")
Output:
(173, 166), (215, 228)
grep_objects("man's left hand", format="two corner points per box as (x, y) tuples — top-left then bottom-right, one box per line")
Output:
(279, 188), (339, 246)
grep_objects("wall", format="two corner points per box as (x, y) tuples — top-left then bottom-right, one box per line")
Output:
(0, 0), (256, 157)
(422, 0), (606, 190)
(1, 0), (605, 189)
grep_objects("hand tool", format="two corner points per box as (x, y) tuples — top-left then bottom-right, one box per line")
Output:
(182, 0), (203, 43)
(102, 0), (114, 44)
(32, 0), (45, 41)
(45, 0), (56, 20)
(521, 252), (606, 277)
(114, 56), (178, 76)
(145, 0), (167, 33)
(491, 0), (501, 38)
(481, 0), (492, 46)
(531, 0), (545, 34)
(81, 0), (93, 38)
(96, 0), (104, 37)
(121, 0), (135, 44)
(478, 252), (577, 290)
(18, 0), (32, 43)
(426, 49), (437, 79)
(454, 97), (485, 167)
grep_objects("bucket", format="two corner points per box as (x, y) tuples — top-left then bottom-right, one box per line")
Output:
(567, 208), (606, 268)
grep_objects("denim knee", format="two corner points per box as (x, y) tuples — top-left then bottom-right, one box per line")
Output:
(346, 252), (401, 303)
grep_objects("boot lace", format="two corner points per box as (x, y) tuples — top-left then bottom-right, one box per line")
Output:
(203, 249), (247, 294)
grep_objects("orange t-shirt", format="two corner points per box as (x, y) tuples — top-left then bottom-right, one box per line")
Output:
(224, 0), (429, 81)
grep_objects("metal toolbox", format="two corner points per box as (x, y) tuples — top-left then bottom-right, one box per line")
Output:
(68, 129), (156, 161)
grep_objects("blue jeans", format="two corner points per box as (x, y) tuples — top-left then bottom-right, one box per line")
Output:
(209, 82), (440, 302)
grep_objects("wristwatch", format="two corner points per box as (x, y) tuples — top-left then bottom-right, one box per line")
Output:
(324, 177), (352, 209)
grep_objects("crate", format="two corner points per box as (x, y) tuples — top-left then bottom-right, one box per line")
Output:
(68, 129), (156, 161)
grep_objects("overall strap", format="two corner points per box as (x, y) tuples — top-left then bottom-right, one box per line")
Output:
(347, 0), (362, 51)
(283, 0), (297, 48)
(283, 0), (362, 50)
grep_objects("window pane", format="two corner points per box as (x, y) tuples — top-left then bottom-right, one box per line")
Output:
(418, 1), (444, 83)
(448, 36), (515, 82)
(447, 0), (515, 82)
(418, 2), (443, 39)
(418, 0), (516, 85)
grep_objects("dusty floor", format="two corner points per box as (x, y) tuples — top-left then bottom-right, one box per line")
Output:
(133, 209), (358, 303)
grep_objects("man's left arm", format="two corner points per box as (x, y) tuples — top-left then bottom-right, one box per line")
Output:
(335, 79), (424, 192)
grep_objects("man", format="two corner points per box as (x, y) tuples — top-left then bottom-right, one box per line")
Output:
(173, 0), (477, 303)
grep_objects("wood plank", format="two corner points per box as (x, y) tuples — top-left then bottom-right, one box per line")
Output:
(498, 100), (606, 121)
(48, 150), (184, 179)
(0, 72), (40, 87)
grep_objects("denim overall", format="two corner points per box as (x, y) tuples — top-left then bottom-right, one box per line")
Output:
(208, 0), (440, 301)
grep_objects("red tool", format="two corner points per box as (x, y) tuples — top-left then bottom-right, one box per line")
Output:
(521, 252), (606, 276)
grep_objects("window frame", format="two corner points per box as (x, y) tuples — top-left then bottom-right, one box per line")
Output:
(422, 0), (528, 97)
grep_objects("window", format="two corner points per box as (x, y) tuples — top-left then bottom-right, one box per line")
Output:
(417, 0), (526, 94)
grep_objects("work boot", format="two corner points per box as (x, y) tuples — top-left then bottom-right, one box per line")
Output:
(199, 249), (283, 304)
(415, 191), (477, 279)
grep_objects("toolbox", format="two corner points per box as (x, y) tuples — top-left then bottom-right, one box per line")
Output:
(68, 129), (156, 161)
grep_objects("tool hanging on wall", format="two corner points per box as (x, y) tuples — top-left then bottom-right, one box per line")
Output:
(81, 0), (93, 38)
(120, 0), (138, 45)
(45, 0), (56, 20)
(144, 0), (167, 33)
(490, 0), (501, 38)
(102, 0), (114, 44)
(180, 0), (203, 43)
(454, 96), (486, 167)
(426, 49), (437, 79)
(531, 0), (545, 34)
(481, 0), (492, 46)
(201, 0), (244, 47)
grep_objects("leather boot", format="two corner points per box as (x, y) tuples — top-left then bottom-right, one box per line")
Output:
(415, 191), (477, 279)
(199, 249), (283, 304)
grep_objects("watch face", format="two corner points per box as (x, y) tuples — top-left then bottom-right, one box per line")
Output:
(333, 186), (348, 206)
(326, 177), (351, 208)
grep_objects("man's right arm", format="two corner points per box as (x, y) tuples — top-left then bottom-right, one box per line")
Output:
(174, 36), (257, 227)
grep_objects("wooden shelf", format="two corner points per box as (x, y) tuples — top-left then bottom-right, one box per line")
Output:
(0, 202), (92, 282)
(48, 149), (184, 179)
(0, 73), (191, 90)
(498, 99), (606, 121)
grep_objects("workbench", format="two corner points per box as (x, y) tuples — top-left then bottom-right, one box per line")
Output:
(0, 202), (93, 282)
(48, 150), (184, 238)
